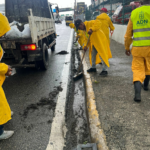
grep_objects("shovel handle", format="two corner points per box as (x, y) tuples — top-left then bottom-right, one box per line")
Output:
(77, 35), (90, 74)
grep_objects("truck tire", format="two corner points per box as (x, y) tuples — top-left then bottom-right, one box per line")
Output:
(51, 45), (55, 52)
(40, 43), (49, 70)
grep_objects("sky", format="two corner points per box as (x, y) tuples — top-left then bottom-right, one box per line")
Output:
(0, 0), (91, 8)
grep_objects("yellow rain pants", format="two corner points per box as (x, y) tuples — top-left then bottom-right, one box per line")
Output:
(124, 19), (150, 83)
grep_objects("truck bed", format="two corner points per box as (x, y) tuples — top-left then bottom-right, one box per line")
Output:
(4, 0), (56, 47)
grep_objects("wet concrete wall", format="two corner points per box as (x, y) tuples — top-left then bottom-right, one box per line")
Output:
(111, 24), (127, 45)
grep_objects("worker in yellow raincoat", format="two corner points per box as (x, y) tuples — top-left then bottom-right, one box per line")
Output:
(75, 19), (112, 76)
(69, 23), (85, 49)
(124, 0), (150, 102)
(0, 13), (14, 140)
(96, 8), (115, 45)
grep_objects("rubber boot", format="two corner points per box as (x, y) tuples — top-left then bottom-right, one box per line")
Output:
(134, 81), (141, 102)
(87, 68), (97, 73)
(100, 71), (108, 76)
(143, 75), (150, 91)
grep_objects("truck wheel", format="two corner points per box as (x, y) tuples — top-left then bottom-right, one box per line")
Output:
(40, 43), (49, 70)
(51, 45), (55, 52)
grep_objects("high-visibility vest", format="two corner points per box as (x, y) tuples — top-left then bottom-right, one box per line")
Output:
(131, 6), (150, 47)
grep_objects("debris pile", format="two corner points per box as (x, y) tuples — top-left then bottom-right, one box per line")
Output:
(6, 21), (31, 39)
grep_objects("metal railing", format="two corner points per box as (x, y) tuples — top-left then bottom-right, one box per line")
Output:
(85, 0), (141, 25)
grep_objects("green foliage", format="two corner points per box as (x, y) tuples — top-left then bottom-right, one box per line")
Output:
(83, 141), (88, 144)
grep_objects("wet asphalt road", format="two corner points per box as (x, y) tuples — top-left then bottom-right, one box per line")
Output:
(0, 21), (72, 150)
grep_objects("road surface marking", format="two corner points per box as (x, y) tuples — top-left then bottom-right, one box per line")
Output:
(46, 29), (74, 150)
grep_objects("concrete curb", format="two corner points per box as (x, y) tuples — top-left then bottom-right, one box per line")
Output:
(80, 52), (109, 150)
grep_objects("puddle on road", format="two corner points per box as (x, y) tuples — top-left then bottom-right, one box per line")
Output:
(56, 51), (69, 55)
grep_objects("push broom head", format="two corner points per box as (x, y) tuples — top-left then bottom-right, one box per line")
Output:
(73, 72), (83, 81)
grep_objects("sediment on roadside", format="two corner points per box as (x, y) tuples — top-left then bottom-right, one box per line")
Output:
(79, 51), (109, 150)
(64, 35), (91, 150)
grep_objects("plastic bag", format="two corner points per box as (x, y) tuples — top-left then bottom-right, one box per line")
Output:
(9, 21), (18, 27)
(21, 24), (31, 38)
(5, 25), (22, 39)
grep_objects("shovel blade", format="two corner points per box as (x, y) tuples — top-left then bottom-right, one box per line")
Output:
(73, 72), (83, 81)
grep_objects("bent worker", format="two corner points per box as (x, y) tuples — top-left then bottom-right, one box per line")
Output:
(124, 0), (150, 102)
(0, 13), (14, 140)
(96, 8), (115, 45)
(75, 19), (112, 76)
(69, 23), (85, 49)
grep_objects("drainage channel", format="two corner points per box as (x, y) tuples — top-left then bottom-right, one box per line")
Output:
(64, 35), (93, 150)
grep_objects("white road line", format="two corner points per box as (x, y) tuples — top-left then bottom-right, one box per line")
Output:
(46, 29), (74, 150)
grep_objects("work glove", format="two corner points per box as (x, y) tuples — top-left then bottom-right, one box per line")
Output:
(5, 66), (12, 76)
(125, 50), (131, 56)
(110, 30), (114, 36)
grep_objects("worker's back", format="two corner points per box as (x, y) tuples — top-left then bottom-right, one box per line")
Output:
(96, 13), (115, 44)
(131, 5), (150, 47)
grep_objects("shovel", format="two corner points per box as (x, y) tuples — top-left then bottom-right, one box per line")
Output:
(73, 35), (90, 81)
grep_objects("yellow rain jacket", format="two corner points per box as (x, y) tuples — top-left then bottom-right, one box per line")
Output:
(0, 63), (11, 125)
(0, 45), (4, 61)
(83, 20), (112, 67)
(0, 13), (11, 37)
(77, 30), (85, 47)
(69, 23), (75, 29)
(0, 13), (11, 125)
(69, 23), (85, 47)
(96, 13), (115, 45)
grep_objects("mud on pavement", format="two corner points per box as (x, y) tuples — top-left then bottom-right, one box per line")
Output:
(56, 51), (69, 55)
(20, 85), (63, 132)
(64, 37), (91, 150)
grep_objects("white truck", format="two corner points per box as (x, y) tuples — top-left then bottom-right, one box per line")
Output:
(0, 0), (56, 70)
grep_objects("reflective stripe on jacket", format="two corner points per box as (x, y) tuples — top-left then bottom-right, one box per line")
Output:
(131, 6), (150, 46)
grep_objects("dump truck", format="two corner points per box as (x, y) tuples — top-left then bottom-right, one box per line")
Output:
(0, 0), (56, 70)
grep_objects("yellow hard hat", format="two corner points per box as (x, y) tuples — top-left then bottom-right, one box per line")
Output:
(69, 23), (75, 29)
(0, 13), (11, 37)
